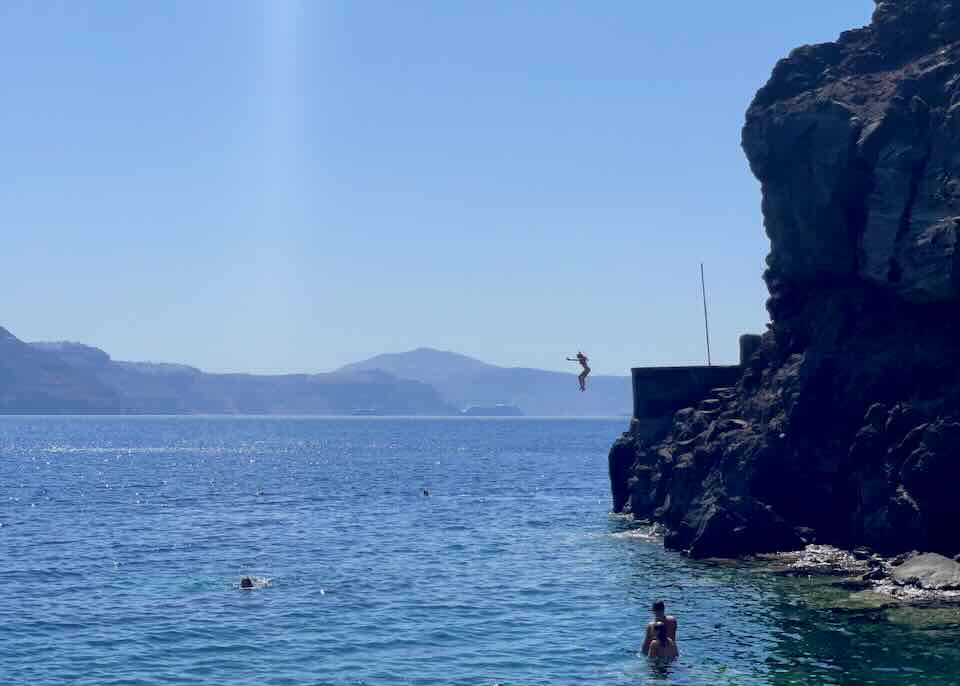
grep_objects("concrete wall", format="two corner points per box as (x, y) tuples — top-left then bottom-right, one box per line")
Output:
(626, 333), (759, 441)
(632, 366), (741, 418)
(629, 365), (742, 442)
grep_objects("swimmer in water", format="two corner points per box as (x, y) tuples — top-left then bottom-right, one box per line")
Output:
(646, 621), (679, 659)
(240, 577), (254, 589)
(566, 352), (591, 392)
(642, 600), (678, 655)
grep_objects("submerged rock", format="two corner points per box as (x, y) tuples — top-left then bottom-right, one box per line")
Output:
(609, 0), (960, 559)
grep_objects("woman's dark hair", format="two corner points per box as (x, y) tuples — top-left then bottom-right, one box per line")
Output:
(654, 621), (668, 644)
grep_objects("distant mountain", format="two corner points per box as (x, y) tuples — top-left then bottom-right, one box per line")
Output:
(0, 328), (122, 413)
(0, 327), (456, 415)
(338, 347), (631, 416)
(339, 348), (497, 387)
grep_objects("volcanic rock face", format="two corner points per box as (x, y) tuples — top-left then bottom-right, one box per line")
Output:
(744, 0), (960, 305)
(611, 0), (960, 558)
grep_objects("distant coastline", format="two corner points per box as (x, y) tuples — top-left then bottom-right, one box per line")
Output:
(0, 328), (630, 417)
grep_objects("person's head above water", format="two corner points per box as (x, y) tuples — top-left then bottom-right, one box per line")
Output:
(240, 577), (254, 589)
(652, 600), (666, 617)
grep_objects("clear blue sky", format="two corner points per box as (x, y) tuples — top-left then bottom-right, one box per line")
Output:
(0, 1), (873, 375)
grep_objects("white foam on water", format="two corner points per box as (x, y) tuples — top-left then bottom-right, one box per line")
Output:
(235, 576), (272, 590)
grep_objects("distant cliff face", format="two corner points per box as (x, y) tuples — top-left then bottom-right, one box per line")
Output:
(0, 329), (121, 412)
(611, 1), (960, 558)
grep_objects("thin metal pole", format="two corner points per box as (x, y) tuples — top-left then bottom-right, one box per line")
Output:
(700, 263), (712, 366)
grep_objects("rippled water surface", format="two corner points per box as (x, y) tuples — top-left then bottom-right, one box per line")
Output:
(4, 417), (960, 685)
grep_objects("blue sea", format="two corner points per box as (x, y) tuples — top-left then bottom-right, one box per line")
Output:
(4, 417), (960, 685)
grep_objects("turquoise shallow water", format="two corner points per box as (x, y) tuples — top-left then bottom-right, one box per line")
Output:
(3, 416), (960, 685)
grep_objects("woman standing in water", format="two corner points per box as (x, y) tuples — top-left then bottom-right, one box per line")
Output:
(566, 352), (591, 392)
(647, 621), (679, 659)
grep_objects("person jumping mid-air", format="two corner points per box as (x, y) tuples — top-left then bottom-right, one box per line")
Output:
(567, 352), (591, 392)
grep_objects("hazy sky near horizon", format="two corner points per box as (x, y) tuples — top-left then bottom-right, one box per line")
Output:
(1, 1), (873, 375)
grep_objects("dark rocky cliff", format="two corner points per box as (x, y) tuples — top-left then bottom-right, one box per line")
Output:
(610, 0), (960, 558)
